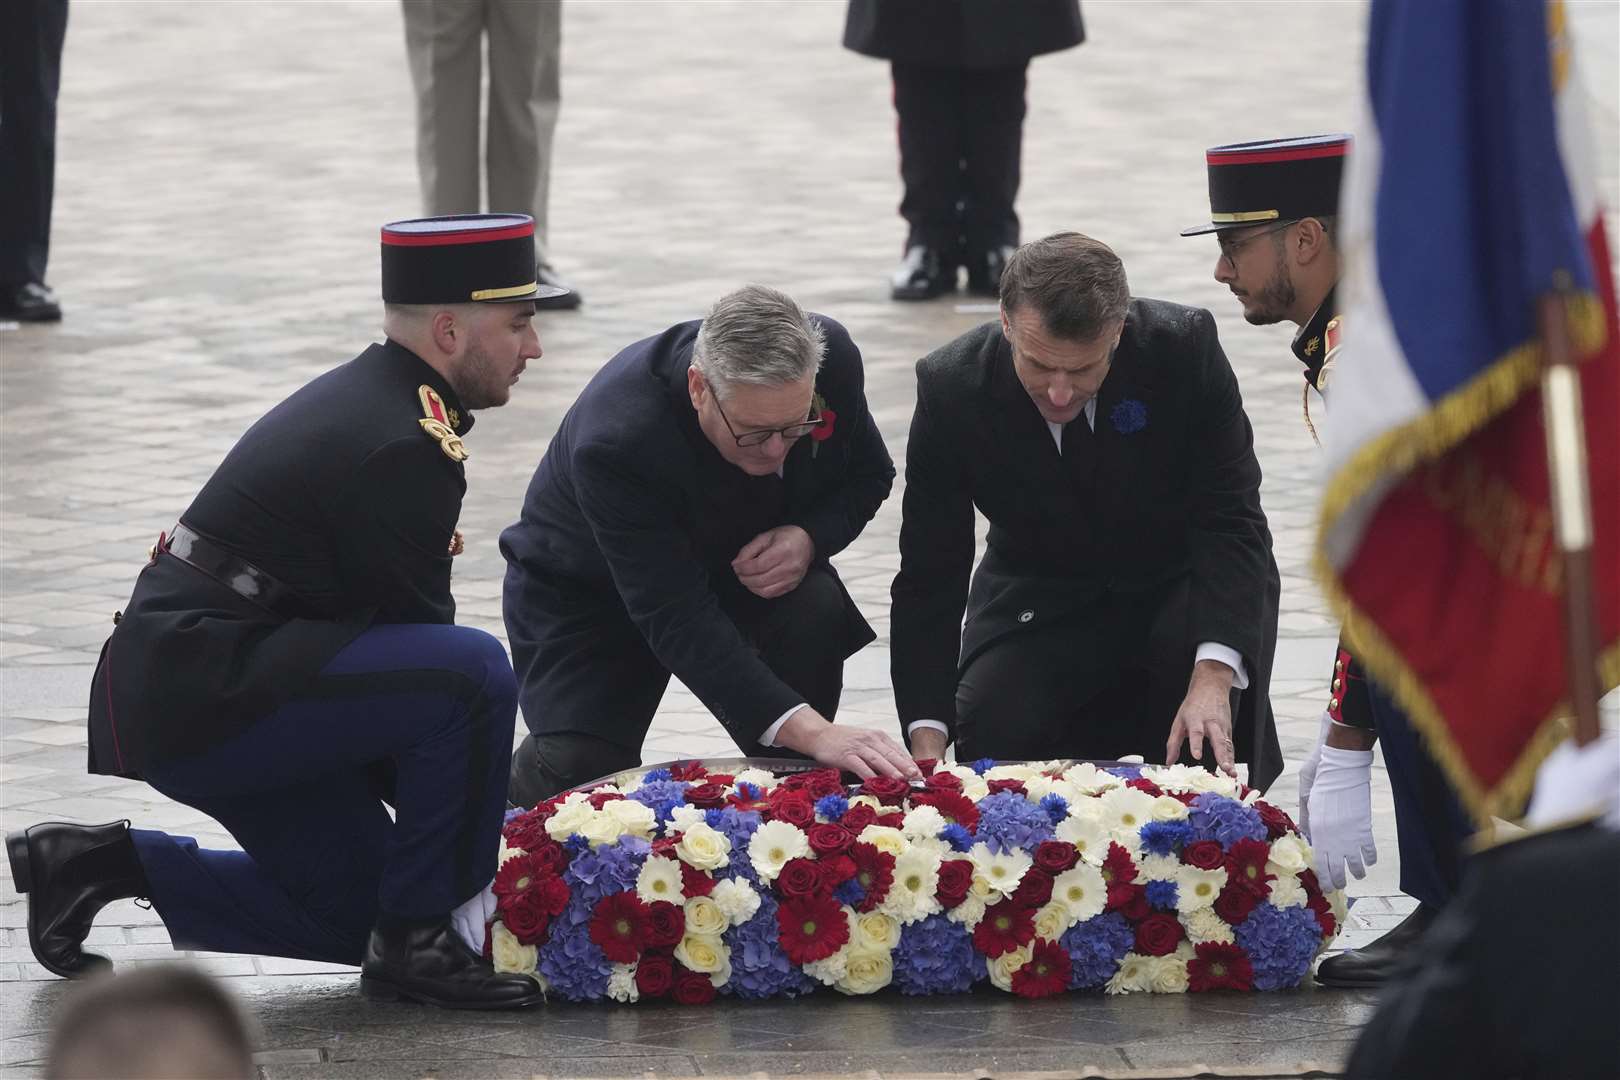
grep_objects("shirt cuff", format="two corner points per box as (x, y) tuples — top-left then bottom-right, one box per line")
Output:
(1195, 642), (1249, 690)
(907, 719), (950, 741)
(759, 703), (808, 748)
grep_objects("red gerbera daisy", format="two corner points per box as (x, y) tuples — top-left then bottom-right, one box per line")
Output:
(492, 852), (542, 902)
(588, 891), (650, 963)
(501, 812), (548, 852)
(1188, 942), (1254, 991)
(1224, 838), (1275, 898)
(913, 790), (979, 833)
(1101, 842), (1140, 909)
(847, 842), (895, 913)
(1011, 939), (1072, 998)
(985, 778), (1027, 797)
(972, 900), (1036, 958)
(776, 894), (849, 965)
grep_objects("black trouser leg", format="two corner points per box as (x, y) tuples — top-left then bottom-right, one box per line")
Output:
(0, 0), (68, 286)
(891, 62), (963, 254)
(959, 62), (1027, 256)
(724, 564), (849, 756)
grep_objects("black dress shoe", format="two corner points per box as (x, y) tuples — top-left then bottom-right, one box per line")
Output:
(889, 245), (956, 301)
(360, 918), (544, 1009)
(534, 263), (581, 311)
(0, 281), (63, 322)
(966, 245), (1017, 297)
(1315, 903), (1438, 988)
(6, 820), (148, 979)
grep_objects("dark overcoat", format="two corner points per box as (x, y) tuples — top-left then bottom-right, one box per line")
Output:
(890, 300), (1283, 790)
(843, 0), (1084, 69)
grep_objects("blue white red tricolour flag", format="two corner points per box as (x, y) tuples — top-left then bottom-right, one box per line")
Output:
(1316, 0), (1619, 821)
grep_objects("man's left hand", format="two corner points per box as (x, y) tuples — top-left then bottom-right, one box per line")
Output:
(733, 526), (815, 599)
(1166, 659), (1237, 776)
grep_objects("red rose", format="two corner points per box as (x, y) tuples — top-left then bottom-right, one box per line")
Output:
(1011, 868), (1053, 909)
(803, 769), (846, 799)
(810, 408), (838, 443)
(1134, 913), (1185, 957)
(644, 901), (685, 948)
(819, 854), (857, 886)
(807, 823), (853, 857)
(986, 779), (1027, 797)
(635, 952), (674, 997)
(875, 812), (906, 831)
(587, 790), (625, 809)
(1117, 885), (1150, 922)
(685, 782), (728, 809)
(668, 762), (708, 782)
(705, 774), (735, 787)
(673, 966), (717, 1005)
(1034, 841), (1078, 875)
(680, 862), (715, 898)
(529, 874), (571, 918)
(860, 776), (910, 805)
(912, 790), (979, 832)
(1256, 801), (1295, 840)
(1214, 882), (1260, 926)
(1181, 840), (1225, 870)
(915, 758), (940, 777)
(1188, 942), (1254, 992)
(1125, 777), (1164, 797)
(972, 900), (1036, 958)
(935, 859), (974, 908)
(776, 894), (849, 964)
(841, 803), (879, 831)
(588, 891), (650, 963)
(499, 902), (547, 945)
(924, 771), (964, 793)
(1010, 939), (1072, 999)
(777, 857), (826, 899)
(770, 793), (815, 828)
(502, 813), (548, 852)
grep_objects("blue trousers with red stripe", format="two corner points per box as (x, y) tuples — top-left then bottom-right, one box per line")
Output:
(129, 624), (516, 965)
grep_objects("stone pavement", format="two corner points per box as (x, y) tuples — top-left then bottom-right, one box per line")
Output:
(2, 2), (1616, 1077)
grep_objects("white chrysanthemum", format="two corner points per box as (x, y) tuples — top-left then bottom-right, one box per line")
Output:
(1034, 900), (1074, 940)
(544, 796), (594, 840)
(603, 798), (657, 838)
(1181, 906), (1235, 944)
(857, 824), (907, 858)
(1051, 862), (1107, 922)
(801, 941), (850, 986)
(1104, 952), (1154, 995)
(490, 921), (537, 976)
(835, 947), (894, 995)
(607, 962), (639, 1003)
(987, 943), (1034, 992)
(1269, 873), (1307, 909)
(853, 911), (902, 951)
(907, 835), (953, 860)
(674, 821), (732, 871)
(667, 805), (708, 834)
(1267, 834), (1311, 875)
(708, 878), (761, 926)
(1055, 815), (1109, 866)
(900, 804), (949, 840)
(748, 820), (810, 881)
(1099, 787), (1157, 845)
(635, 855), (684, 905)
(674, 932), (728, 974)
(1175, 865), (1228, 911)
(1149, 795), (1191, 822)
(1137, 854), (1181, 882)
(1063, 762), (1123, 795)
(879, 848), (943, 923)
(968, 843), (1031, 899)
(683, 895), (728, 937)
(578, 809), (626, 848)
(1142, 946), (1193, 993)
(732, 767), (777, 792)
(947, 890), (988, 929)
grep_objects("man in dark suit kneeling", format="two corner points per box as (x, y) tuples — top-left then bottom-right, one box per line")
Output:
(503, 285), (918, 804)
(892, 232), (1283, 788)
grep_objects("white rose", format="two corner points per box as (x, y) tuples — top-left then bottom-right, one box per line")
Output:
(489, 921), (537, 976)
(1033, 901), (1073, 941)
(853, 911), (902, 951)
(835, 947), (894, 995)
(1267, 834), (1311, 875)
(603, 798), (657, 838)
(1143, 947), (1192, 993)
(748, 820), (810, 882)
(668, 805), (709, 834)
(987, 944), (1033, 992)
(674, 932), (727, 974)
(856, 825), (907, 858)
(675, 822), (732, 871)
(578, 810), (626, 848)
(683, 895), (729, 937)
(709, 878), (761, 926)
(1149, 795), (1191, 822)
(544, 799), (594, 841)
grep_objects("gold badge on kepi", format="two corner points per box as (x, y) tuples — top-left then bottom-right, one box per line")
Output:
(418, 385), (468, 462)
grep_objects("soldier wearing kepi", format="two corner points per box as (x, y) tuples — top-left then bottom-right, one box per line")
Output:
(5, 214), (559, 1009)
(1183, 135), (1474, 987)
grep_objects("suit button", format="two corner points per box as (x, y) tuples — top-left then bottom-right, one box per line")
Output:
(1017, 610), (1035, 623)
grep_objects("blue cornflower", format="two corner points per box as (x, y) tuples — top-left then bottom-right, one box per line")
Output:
(892, 914), (985, 995)
(723, 895), (816, 999)
(641, 767), (672, 783)
(1039, 793), (1070, 825)
(975, 791), (1055, 854)
(1139, 820), (1193, 857)
(1145, 879), (1179, 911)
(833, 877), (866, 908)
(815, 793), (850, 821)
(940, 823), (974, 852)
(1062, 912), (1135, 989)
(1235, 904), (1321, 990)
(1188, 792), (1268, 846)
(735, 781), (762, 801)
(1110, 398), (1148, 435)
(970, 758), (998, 775)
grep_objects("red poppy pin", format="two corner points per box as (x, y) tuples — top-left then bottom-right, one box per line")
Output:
(810, 391), (836, 457)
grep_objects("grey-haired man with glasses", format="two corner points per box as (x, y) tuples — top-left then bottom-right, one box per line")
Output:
(501, 285), (913, 803)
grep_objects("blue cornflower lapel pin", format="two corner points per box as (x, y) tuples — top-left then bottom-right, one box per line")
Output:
(1110, 398), (1148, 434)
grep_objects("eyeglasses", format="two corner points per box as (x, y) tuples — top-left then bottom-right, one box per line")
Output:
(711, 391), (821, 448)
(1216, 220), (1297, 265)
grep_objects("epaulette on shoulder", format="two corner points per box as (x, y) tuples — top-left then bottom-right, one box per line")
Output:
(417, 385), (468, 462)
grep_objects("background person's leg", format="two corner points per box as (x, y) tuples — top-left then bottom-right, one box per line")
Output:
(401, 0), (486, 215)
(959, 61), (1027, 292)
(0, 0), (69, 313)
(485, 0), (560, 258)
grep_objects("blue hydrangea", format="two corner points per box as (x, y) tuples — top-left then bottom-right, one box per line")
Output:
(1145, 879), (1179, 911)
(940, 823), (975, 852)
(704, 807), (763, 884)
(1039, 793), (1069, 825)
(815, 793), (850, 821)
(641, 768), (672, 783)
(1235, 904), (1321, 990)
(626, 779), (691, 825)
(975, 791), (1055, 854)
(970, 758), (997, 775)
(502, 806), (526, 824)
(892, 914), (985, 995)
(1188, 793), (1268, 846)
(563, 836), (645, 904)
(536, 888), (612, 1000)
(1062, 912), (1135, 989)
(562, 834), (591, 856)
(723, 895), (816, 999)
(1139, 820), (1193, 857)
(1106, 765), (1143, 781)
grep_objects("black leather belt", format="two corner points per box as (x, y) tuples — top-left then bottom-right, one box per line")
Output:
(158, 522), (303, 618)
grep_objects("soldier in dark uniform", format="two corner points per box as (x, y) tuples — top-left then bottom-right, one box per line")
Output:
(5, 213), (559, 1009)
(842, 0), (1085, 301)
(1183, 135), (1475, 987)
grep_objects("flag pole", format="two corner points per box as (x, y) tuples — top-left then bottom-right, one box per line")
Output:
(1537, 284), (1601, 746)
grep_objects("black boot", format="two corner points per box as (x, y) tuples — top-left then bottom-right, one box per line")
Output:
(360, 917), (544, 1009)
(890, 245), (956, 300)
(6, 820), (149, 979)
(1315, 903), (1438, 988)
(966, 245), (1017, 296)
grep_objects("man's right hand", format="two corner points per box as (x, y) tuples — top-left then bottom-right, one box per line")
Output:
(775, 707), (921, 780)
(1306, 744), (1378, 890)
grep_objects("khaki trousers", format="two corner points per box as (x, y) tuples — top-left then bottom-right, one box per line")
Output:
(401, 0), (561, 260)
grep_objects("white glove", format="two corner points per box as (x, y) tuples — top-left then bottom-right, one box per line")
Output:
(1306, 744), (1377, 890)
(450, 879), (498, 955)
(1297, 711), (1333, 837)
(1526, 731), (1620, 830)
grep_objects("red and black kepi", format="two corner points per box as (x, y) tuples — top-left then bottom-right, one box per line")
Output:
(1180, 134), (1350, 236)
(380, 213), (569, 304)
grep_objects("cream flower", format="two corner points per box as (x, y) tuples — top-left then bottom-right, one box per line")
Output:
(578, 810), (626, 848)
(947, 891), (988, 929)
(607, 962), (639, 1003)
(1269, 873), (1306, 909)
(835, 947), (894, 995)
(1034, 901), (1074, 940)
(1055, 813), (1109, 865)
(847, 794), (884, 812)
(668, 805), (708, 834)
(1175, 865), (1228, 911)
(1137, 854), (1181, 882)
(968, 843), (1031, 900)
(900, 804), (949, 840)
(709, 877), (762, 926)
(1050, 863), (1107, 923)
(490, 921), (537, 976)
(856, 825), (907, 858)
(985, 764), (1041, 784)
(748, 819), (810, 881)
(674, 932), (728, 974)
(675, 821), (732, 871)
(544, 796), (595, 841)
(1142, 946), (1193, 993)
(1267, 834), (1312, 876)
(683, 895), (728, 937)
(987, 943), (1034, 992)
(879, 848), (942, 923)
(1104, 952), (1153, 995)
(853, 911), (902, 952)
(1149, 795), (1191, 822)
(603, 798), (657, 838)
(1181, 906), (1235, 945)
(635, 855), (684, 905)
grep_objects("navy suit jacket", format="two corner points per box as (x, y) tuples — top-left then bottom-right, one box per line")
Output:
(500, 316), (894, 749)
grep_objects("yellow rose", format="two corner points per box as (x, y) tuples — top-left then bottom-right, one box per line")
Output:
(674, 933), (727, 974)
(490, 922), (537, 976)
(675, 822), (731, 871)
(854, 911), (901, 951)
(683, 895), (728, 937)
(835, 947), (894, 995)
